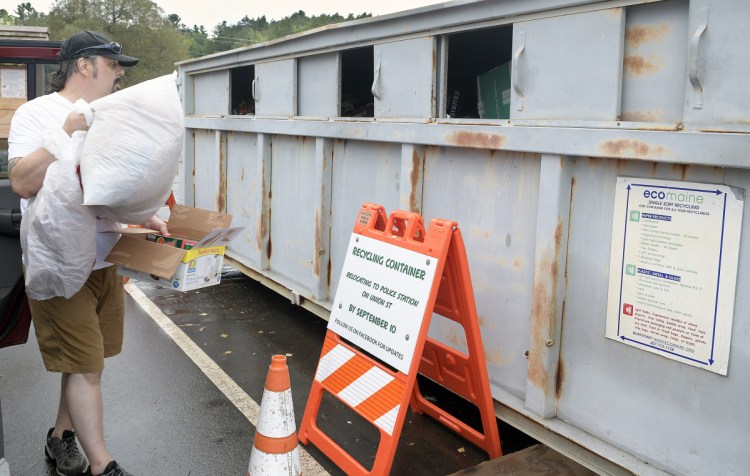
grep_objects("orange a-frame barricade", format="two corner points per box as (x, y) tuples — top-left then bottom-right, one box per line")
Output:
(298, 203), (501, 476)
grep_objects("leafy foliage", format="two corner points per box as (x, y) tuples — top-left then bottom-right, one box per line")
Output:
(4, 1), (371, 84)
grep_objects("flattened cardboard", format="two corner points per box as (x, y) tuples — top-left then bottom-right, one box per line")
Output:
(167, 204), (232, 239)
(106, 234), (184, 279)
(192, 227), (245, 249)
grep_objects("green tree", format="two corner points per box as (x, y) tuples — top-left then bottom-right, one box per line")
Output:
(183, 25), (210, 58)
(166, 13), (182, 30)
(202, 11), (371, 57)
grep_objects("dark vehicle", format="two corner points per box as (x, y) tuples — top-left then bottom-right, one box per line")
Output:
(0, 28), (61, 475)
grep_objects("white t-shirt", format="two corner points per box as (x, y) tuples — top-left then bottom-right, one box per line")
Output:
(8, 92), (120, 270)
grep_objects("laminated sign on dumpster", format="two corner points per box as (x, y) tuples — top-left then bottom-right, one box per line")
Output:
(605, 177), (744, 375)
(106, 205), (245, 292)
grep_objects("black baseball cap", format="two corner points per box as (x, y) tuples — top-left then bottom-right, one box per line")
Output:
(59, 31), (139, 67)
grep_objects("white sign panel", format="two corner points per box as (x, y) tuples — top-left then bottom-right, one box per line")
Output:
(329, 233), (438, 374)
(606, 177), (744, 375)
(0, 68), (26, 99)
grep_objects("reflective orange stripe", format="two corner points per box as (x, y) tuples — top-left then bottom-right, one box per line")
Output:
(321, 336), (337, 356)
(355, 378), (404, 422)
(322, 352), (371, 394)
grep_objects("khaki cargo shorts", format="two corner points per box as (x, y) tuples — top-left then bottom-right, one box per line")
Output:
(28, 266), (125, 374)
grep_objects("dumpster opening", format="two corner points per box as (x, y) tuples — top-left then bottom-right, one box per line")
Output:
(230, 65), (255, 115)
(444, 25), (513, 119)
(416, 375), (539, 454)
(341, 46), (374, 118)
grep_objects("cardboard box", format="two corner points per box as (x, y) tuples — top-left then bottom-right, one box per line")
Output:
(476, 61), (511, 120)
(106, 205), (245, 291)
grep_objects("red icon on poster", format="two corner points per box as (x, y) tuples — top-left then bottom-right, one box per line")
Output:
(622, 304), (634, 316)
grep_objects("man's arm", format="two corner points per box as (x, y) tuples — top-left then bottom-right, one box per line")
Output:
(6, 157), (20, 175)
(8, 149), (56, 199)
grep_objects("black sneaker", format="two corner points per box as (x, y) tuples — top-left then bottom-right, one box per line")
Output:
(45, 427), (90, 476)
(97, 460), (133, 476)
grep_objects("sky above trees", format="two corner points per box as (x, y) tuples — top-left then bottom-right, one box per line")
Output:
(1, 1), (394, 85)
(19, 0), (444, 33)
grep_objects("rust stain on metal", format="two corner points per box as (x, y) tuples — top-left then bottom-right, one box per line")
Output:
(313, 210), (321, 276)
(552, 221), (562, 276)
(256, 167), (270, 255)
(513, 259), (522, 270)
(599, 139), (670, 159)
(528, 219), (564, 392)
(486, 349), (514, 366)
(256, 208), (265, 251)
(410, 148), (423, 213)
(621, 109), (664, 122)
(673, 163), (688, 181)
(256, 214), (267, 252)
(313, 139), (330, 278)
(217, 143), (226, 213)
(446, 326), (466, 349)
(217, 191), (225, 213)
(256, 208), (269, 255)
(266, 191), (273, 260)
(604, 7), (621, 17)
(327, 256), (332, 289)
(616, 159), (625, 174)
(624, 55), (661, 76)
(445, 130), (507, 150)
(555, 356), (565, 399)
(626, 22), (669, 48)
(555, 299), (568, 400)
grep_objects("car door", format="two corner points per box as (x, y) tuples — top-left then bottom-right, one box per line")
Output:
(0, 38), (59, 348)
(0, 33), (61, 475)
(0, 172), (29, 348)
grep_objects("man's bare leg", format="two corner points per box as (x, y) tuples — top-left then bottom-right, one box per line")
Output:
(64, 372), (113, 475)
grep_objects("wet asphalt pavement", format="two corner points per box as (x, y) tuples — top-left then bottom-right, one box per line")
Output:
(0, 269), (533, 475)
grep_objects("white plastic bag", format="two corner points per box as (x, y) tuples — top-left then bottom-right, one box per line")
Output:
(21, 127), (96, 300)
(80, 72), (184, 224)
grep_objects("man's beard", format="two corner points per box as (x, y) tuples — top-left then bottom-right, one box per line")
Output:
(112, 79), (123, 92)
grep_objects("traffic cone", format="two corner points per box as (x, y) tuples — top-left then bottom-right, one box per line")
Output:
(247, 354), (301, 475)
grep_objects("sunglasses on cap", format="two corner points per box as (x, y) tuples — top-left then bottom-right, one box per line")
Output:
(70, 41), (122, 58)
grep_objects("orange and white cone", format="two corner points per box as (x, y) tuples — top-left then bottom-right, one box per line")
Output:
(247, 355), (301, 476)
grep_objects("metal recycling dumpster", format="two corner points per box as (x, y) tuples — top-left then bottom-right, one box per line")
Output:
(175, 1), (750, 474)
